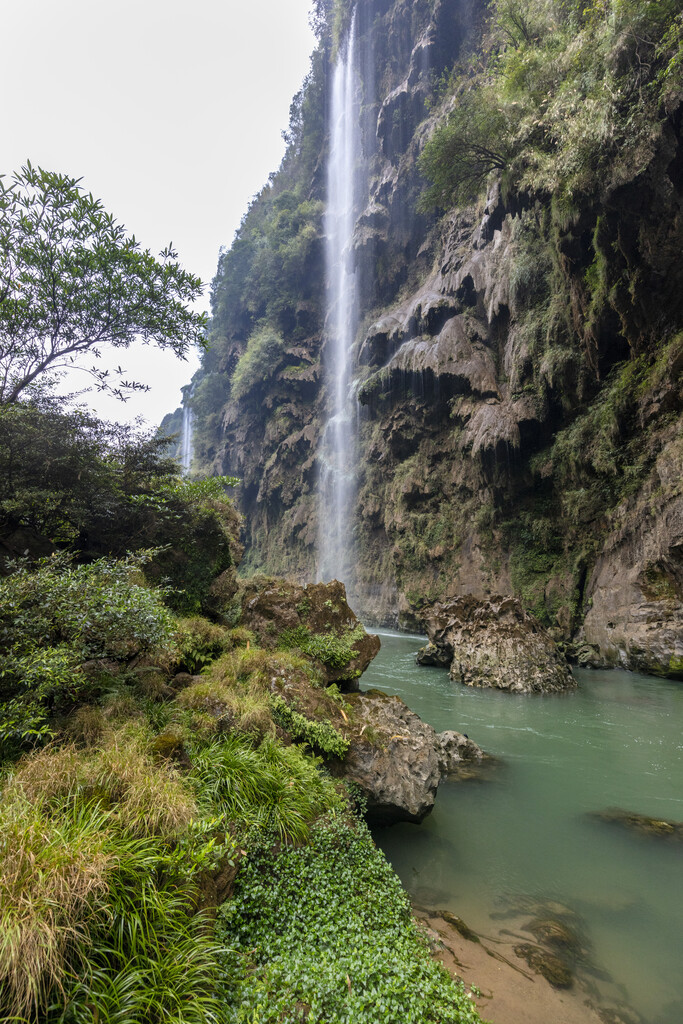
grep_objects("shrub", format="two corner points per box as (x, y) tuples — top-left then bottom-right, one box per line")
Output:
(269, 694), (349, 759)
(278, 623), (366, 669)
(174, 616), (232, 673)
(230, 326), (286, 404)
(0, 552), (175, 662)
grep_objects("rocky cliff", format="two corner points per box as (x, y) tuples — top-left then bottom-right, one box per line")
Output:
(164, 0), (683, 678)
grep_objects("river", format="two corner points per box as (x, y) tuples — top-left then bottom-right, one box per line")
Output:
(363, 630), (683, 1024)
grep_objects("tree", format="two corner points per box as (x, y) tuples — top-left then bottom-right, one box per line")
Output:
(0, 163), (207, 405)
(418, 86), (522, 211)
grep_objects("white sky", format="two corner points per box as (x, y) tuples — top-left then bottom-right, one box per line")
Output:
(2, 0), (316, 425)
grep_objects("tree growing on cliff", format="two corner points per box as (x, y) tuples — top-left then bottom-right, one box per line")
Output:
(0, 163), (207, 405)
(418, 85), (521, 210)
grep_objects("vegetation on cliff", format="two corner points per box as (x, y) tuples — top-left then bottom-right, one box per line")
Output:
(176, 0), (682, 668)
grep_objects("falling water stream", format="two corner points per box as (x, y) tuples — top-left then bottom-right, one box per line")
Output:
(318, 11), (361, 585)
(180, 405), (194, 475)
(364, 631), (683, 1024)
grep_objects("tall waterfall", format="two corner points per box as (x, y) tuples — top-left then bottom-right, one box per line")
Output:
(180, 405), (194, 475)
(317, 10), (361, 584)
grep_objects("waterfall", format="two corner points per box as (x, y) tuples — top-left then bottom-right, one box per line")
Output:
(180, 405), (194, 475)
(317, 9), (361, 584)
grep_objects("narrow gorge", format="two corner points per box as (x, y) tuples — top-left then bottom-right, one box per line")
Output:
(165, 0), (683, 682)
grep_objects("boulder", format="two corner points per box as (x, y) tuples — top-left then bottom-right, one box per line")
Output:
(237, 575), (380, 688)
(435, 729), (486, 777)
(423, 595), (576, 693)
(588, 807), (683, 841)
(336, 690), (486, 825)
(416, 641), (451, 667)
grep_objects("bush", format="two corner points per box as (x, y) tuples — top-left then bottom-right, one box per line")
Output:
(174, 616), (232, 673)
(278, 623), (366, 669)
(269, 694), (349, 759)
(230, 326), (286, 404)
(0, 553), (175, 757)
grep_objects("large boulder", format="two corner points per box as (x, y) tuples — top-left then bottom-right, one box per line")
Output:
(420, 595), (576, 694)
(237, 576), (380, 688)
(336, 690), (486, 825)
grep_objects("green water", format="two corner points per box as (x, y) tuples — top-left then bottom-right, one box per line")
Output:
(364, 630), (683, 1024)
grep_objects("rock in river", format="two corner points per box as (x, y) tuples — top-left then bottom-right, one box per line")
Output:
(420, 594), (576, 694)
(336, 689), (486, 825)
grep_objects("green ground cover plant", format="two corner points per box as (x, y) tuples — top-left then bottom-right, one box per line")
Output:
(216, 812), (482, 1024)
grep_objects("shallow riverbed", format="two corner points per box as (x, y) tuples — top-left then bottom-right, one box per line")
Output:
(364, 630), (683, 1024)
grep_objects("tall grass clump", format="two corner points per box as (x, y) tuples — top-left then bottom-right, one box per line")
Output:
(190, 735), (341, 843)
(0, 728), (216, 1023)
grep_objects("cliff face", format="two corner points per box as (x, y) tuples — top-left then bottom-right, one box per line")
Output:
(178, 0), (683, 677)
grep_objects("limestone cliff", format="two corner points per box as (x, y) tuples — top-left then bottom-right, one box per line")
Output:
(168, 0), (683, 678)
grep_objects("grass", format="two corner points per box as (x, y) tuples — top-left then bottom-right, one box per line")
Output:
(6, 726), (196, 839)
(189, 735), (342, 844)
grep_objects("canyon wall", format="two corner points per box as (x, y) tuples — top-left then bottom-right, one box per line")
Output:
(164, 0), (683, 677)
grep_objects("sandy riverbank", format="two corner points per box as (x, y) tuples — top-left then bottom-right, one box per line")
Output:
(413, 906), (637, 1024)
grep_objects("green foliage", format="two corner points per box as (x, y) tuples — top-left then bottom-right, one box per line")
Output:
(278, 623), (366, 668)
(0, 163), (206, 405)
(174, 616), (232, 674)
(230, 326), (286, 404)
(419, 0), (683, 209)
(189, 735), (341, 843)
(418, 85), (520, 210)
(0, 552), (175, 662)
(0, 404), (241, 614)
(0, 402), (177, 550)
(269, 694), (349, 758)
(0, 553), (175, 756)
(216, 812), (483, 1024)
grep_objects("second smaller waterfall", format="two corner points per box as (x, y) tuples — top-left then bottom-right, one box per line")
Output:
(180, 406), (194, 476)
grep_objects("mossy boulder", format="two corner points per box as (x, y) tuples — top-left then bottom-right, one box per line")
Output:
(333, 690), (486, 825)
(237, 576), (380, 688)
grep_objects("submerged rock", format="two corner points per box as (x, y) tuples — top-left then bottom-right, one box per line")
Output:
(513, 943), (574, 988)
(423, 595), (576, 693)
(336, 690), (486, 825)
(589, 807), (683, 841)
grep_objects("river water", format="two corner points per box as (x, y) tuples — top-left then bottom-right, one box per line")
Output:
(363, 630), (683, 1024)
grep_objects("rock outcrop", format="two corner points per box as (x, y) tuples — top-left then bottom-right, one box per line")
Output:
(337, 689), (486, 824)
(581, 433), (683, 678)
(237, 575), (380, 687)
(419, 595), (576, 694)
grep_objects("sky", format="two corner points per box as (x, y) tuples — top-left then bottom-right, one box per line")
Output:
(2, 0), (316, 425)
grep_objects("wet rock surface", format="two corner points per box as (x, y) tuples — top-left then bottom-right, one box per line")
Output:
(335, 689), (486, 825)
(422, 594), (576, 693)
(588, 807), (683, 841)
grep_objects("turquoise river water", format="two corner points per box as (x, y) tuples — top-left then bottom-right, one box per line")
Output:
(363, 630), (683, 1024)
